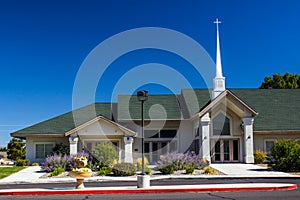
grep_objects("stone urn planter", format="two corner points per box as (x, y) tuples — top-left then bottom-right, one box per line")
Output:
(69, 156), (92, 189)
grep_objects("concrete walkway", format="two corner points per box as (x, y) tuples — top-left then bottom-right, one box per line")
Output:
(210, 163), (295, 177)
(0, 164), (298, 196)
(0, 164), (297, 185)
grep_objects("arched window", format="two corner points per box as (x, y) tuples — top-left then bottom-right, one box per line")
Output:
(213, 113), (230, 136)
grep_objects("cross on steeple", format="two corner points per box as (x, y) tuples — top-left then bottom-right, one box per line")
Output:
(214, 18), (221, 31)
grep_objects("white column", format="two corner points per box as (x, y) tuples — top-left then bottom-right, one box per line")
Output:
(69, 136), (78, 155)
(243, 117), (254, 163)
(124, 136), (134, 163)
(200, 113), (211, 163)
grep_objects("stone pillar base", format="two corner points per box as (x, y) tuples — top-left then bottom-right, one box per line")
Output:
(137, 175), (150, 188)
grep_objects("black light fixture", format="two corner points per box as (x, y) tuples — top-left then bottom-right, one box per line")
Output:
(137, 90), (148, 175)
(240, 122), (245, 131)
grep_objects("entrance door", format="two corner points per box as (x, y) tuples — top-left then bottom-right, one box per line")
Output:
(211, 139), (239, 162)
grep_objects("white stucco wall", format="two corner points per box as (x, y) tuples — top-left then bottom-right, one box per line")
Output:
(177, 120), (194, 153)
(254, 132), (300, 152)
(26, 136), (68, 163)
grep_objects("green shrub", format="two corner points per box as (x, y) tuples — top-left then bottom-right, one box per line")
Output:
(112, 163), (136, 176)
(185, 165), (195, 174)
(136, 157), (149, 171)
(16, 159), (30, 166)
(93, 142), (118, 168)
(158, 164), (175, 174)
(31, 162), (40, 166)
(50, 167), (65, 177)
(98, 166), (112, 176)
(269, 139), (300, 172)
(145, 166), (152, 175)
(254, 150), (267, 164)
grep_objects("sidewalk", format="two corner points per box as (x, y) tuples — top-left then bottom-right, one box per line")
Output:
(0, 164), (298, 184)
(210, 163), (296, 177)
(0, 164), (298, 196)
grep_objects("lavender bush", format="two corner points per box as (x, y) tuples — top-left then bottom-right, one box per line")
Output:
(42, 153), (71, 172)
(157, 152), (208, 172)
(42, 152), (89, 172)
(184, 153), (208, 169)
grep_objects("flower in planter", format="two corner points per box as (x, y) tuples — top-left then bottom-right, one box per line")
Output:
(71, 167), (92, 173)
(72, 155), (91, 171)
(74, 156), (87, 161)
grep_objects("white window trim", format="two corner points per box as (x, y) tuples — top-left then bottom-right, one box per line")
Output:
(264, 139), (277, 154)
(34, 142), (55, 159)
(211, 111), (233, 137)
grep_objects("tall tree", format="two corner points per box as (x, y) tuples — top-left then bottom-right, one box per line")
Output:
(259, 72), (300, 89)
(7, 138), (26, 161)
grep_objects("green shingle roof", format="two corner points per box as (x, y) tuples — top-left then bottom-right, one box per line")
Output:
(229, 89), (300, 131)
(181, 89), (211, 117)
(11, 89), (300, 138)
(182, 88), (300, 131)
(11, 103), (112, 137)
(118, 94), (182, 120)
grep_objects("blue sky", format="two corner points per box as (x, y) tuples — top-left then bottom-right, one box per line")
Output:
(1, 0), (300, 147)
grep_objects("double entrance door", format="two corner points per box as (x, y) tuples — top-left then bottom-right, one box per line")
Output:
(211, 139), (240, 162)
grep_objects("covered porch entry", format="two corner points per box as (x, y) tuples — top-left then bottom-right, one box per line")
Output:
(66, 116), (137, 163)
(194, 90), (258, 164)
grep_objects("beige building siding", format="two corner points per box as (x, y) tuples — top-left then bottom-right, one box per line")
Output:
(177, 120), (194, 153)
(26, 136), (68, 163)
(253, 132), (300, 153)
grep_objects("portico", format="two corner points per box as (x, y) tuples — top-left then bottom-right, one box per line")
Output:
(193, 90), (257, 163)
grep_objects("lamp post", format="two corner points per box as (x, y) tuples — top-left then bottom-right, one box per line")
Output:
(137, 90), (149, 188)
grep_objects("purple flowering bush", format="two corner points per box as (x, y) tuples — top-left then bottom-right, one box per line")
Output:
(157, 152), (208, 174)
(42, 152), (89, 172)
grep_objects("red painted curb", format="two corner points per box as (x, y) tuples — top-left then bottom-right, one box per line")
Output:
(0, 184), (297, 196)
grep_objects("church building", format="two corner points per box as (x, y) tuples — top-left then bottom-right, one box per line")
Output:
(11, 20), (300, 164)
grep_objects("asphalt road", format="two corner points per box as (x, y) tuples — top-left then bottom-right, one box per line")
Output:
(0, 178), (299, 200)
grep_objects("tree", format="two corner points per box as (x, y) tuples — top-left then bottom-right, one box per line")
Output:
(0, 147), (7, 152)
(259, 72), (300, 89)
(7, 138), (26, 161)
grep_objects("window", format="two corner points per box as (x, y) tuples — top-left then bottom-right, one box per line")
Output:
(145, 129), (177, 138)
(265, 140), (275, 155)
(35, 143), (54, 159)
(213, 113), (230, 136)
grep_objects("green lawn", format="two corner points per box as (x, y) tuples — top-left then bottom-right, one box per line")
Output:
(0, 167), (26, 179)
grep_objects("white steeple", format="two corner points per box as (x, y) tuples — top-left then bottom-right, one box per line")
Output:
(212, 18), (225, 99)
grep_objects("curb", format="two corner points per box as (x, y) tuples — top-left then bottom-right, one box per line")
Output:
(0, 183), (297, 196)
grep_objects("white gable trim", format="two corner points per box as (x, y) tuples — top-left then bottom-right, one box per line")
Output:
(65, 116), (136, 137)
(191, 90), (258, 120)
